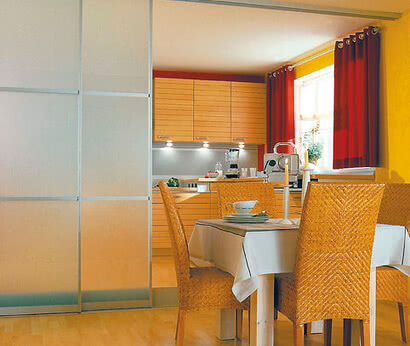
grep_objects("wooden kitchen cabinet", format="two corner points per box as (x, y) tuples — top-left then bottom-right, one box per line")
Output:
(152, 190), (215, 250)
(152, 187), (302, 251)
(153, 77), (266, 144)
(231, 82), (266, 145)
(153, 78), (194, 142)
(193, 80), (231, 143)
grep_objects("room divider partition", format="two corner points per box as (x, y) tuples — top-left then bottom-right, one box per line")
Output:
(0, 0), (152, 315)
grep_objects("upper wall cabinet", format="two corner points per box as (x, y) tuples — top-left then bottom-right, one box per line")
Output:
(231, 82), (267, 145)
(153, 78), (266, 145)
(82, 0), (149, 93)
(0, 0), (80, 89)
(193, 80), (231, 143)
(153, 78), (194, 142)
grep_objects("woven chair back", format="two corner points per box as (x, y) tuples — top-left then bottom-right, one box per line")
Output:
(377, 183), (410, 227)
(159, 181), (190, 288)
(293, 183), (385, 323)
(216, 182), (277, 217)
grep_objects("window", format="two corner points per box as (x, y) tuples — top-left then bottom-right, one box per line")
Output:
(294, 65), (334, 171)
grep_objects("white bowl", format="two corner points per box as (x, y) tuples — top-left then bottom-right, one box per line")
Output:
(229, 200), (258, 214)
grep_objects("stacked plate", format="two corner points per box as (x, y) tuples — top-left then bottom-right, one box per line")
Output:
(223, 213), (269, 224)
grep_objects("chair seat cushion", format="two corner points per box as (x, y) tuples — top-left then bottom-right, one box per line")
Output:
(376, 266), (408, 304)
(179, 267), (249, 311)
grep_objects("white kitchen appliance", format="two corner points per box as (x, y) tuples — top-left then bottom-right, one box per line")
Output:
(225, 148), (240, 178)
(264, 142), (300, 184)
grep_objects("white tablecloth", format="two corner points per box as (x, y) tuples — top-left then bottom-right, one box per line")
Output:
(189, 219), (410, 302)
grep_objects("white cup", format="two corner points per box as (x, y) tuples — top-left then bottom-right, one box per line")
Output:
(249, 167), (257, 177)
(241, 168), (248, 178)
(227, 200), (258, 214)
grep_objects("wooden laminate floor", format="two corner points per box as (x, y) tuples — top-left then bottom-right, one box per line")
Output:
(0, 301), (407, 346)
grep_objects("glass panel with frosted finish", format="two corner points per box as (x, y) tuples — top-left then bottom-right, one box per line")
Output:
(0, 0), (79, 89)
(82, 96), (149, 197)
(81, 200), (149, 304)
(0, 93), (78, 197)
(0, 201), (78, 307)
(82, 0), (149, 93)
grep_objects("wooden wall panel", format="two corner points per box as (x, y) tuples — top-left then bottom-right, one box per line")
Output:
(231, 82), (267, 145)
(153, 78), (194, 142)
(193, 80), (231, 143)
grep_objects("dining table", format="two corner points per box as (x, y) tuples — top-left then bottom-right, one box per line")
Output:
(188, 218), (410, 346)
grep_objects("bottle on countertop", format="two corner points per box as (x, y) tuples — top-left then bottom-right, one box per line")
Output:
(215, 162), (223, 179)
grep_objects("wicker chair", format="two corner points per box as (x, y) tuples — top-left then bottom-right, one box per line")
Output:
(375, 183), (410, 343)
(216, 182), (277, 218)
(158, 181), (249, 345)
(275, 183), (385, 346)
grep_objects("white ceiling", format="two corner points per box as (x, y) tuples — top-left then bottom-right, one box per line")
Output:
(153, 1), (409, 75)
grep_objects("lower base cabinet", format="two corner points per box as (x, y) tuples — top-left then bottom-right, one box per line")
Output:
(152, 189), (302, 251)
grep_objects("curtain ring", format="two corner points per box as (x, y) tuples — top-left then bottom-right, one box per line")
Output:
(372, 27), (380, 35)
(273, 72), (276, 78)
(359, 33), (364, 40)
(288, 65), (294, 71)
(337, 42), (343, 49)
(352, 37), (357, 43)
(346, 39), (350, 45)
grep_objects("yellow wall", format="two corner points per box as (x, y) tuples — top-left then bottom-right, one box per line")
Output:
(295, 47), (334, 79)
(294, 14), (410, 182)
(379, 12), (410, 183)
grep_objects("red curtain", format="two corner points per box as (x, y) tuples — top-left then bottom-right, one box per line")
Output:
(267, 65), (295, 153)
(333, 27), (380, 169)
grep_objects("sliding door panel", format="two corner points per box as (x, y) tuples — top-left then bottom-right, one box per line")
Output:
(81, 200), (149, 309)
(0, 201), (78, 314)
(82, 0), (149, 93)
(82, 96), (149, 197)
(0, 93), (78, 197)
(0, 0), (80, 89)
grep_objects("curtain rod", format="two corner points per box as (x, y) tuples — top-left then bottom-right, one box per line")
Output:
(289, 26), (380, 70)
(290, 47), (335, 69)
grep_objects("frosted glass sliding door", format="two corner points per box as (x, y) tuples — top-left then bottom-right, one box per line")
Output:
(81, 96), (149, 197)
(0, 93), (78, 197)
(82, 0), (150, 93)
(0, 0), (151, 314)
(0, 0), (80, 89)
(0, 201), (79, 314)
(80, 0), (151, 310)
(81, 200), (149, 310)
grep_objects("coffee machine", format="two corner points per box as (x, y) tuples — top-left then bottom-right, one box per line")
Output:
(225, 148), (240, 178)
(264, 142), (300, 185)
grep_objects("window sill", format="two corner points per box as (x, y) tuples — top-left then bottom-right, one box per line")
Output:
(311, 167), (376, 181)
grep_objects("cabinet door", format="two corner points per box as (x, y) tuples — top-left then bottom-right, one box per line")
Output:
(232, 82), (267, 145)
(194, 80), (231, 143)
(154, 78), (194, 142)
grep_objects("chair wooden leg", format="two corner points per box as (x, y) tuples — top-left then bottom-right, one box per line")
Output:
(304, 323), (312, 336)
(274, 307), (278, 320)
(294, 323), (304, 346)
(359, 320), (370, 346)
(248, 308), (251, 343)
(236, 309), (243, 340)
(175, 311), (180, 340)
(324, 319), (332, 346)
(343, 319), (352, 346)
(176, 309), (187, 346)
(399, 303), (409, 343)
